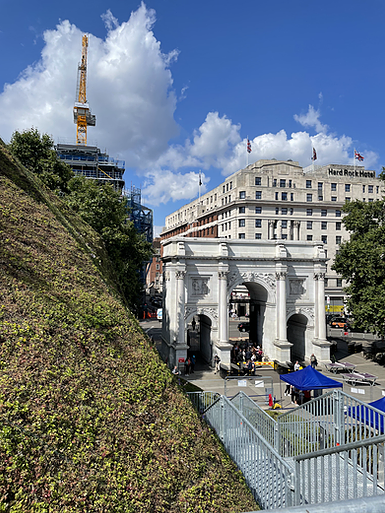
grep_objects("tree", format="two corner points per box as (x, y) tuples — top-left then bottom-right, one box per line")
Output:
(333, 189), (385, 334)
(9, 128), (73, 193)
(65, 175), (153, 308)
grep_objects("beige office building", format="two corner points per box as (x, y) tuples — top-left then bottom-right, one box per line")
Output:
(161, 159), (382, 313)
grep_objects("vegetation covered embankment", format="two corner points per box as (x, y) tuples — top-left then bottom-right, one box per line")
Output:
(0, 141), (258, 512)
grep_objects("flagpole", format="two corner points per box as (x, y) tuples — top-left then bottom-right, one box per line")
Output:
(246, 136), (249, 167)
(199, 170), (201, 203)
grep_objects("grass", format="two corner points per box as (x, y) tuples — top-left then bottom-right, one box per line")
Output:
(0, 140), (258, 512)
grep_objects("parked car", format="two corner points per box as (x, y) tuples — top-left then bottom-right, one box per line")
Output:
(330, 316), (348, 329)
(237, 322), (250, 332)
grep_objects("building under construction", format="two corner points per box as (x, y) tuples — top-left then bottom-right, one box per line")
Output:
(56, 143), (125, 191)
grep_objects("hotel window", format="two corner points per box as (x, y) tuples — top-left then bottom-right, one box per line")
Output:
(275, 192), (279, 200)
(255, 177), (261, 185)
(318, 182), (323, 190)
(282, 220), (287, 229)
(240, 191), (246, 199)
(239, 233), (245, 239)
(336, 222), (341, 230)
(281, 192), (287, 200)
(290, 193), (294, 201)
(281, 208), (287, 215)
(345, 197), (351, 202)
(321, 209), (327, 217)
(345, 184), (351, 192)
(214, 193), (217, 201)
(255, 206), (262, 214)
(228, 195), (231, 202)
(289, 180), (292, 188)
(225, 196), (228, 204)
(321, 221), (327, 230)
(363, 185), (366, 193)
(322, 235), (327, 244)
(306, 209), (313, 216)
(255, 233), (262, 239)
(337, 278), (343, 287)
(223, 185), (226, 193)
(331, 183), (337, 191)
(306, 180), (312, 188)
(336, 210), (341, 217)
(275, 207), (279, 214)
(255, 219), (262, 228)
(318, 194), (323, 201)
(289, 208), (294, 215)
(369, 198), (374, 202)
(226, 183), (229, 192)
(307, 221), (313, 229)
(221, 224), (224, 232)
(255, 191), (262, 199)
(281, 234), (288, 240)
(307, 235), (313, 241)
(228, 221), (231, 229)
(369, 185), (374, 193)
(273, 179), (277, 187)
(280, 179), (286, 188)
(331, 196), (337, 201)
(324, 278), (328, 287)
(336, 236), (342, 244)
(377, 186), (379, 193)
(307, 194), (312, 202)
(239, 206), (245, 213)
(222, 198), (224, 205)
(230, 181), (233, 190)
(239, 219), (245, 227)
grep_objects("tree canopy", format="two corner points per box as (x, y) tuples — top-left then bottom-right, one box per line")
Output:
(333, 182), (385, 334)
(8, 128), (152, 310)
(10, 128), (73, 193)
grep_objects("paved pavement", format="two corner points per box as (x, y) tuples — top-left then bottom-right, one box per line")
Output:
(139, 318), (385, 409)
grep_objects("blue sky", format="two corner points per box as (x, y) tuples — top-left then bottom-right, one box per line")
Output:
(1, 0), (384, 234)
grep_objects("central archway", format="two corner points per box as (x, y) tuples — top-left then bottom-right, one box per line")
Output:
(287, 313), (308, 362)
(240, 282), (268, 347)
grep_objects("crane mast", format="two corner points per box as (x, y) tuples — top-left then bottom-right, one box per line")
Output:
(73, 35), (96, 145)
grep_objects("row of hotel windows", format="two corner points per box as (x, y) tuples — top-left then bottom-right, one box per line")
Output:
(236, 232), (342, 245)
(254, 177), (378, 193)
(239, 190), (378, 202)
(231, 220), (343, 230)
(225, 207), (342, 216)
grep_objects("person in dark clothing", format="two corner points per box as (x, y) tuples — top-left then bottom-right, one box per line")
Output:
(191, 354), (196, 373)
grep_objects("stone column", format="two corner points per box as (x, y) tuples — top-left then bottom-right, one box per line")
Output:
(317, 272), (327, 341)
(277, 220), (282, 240)
(313, 273), (319, 341)
(218, 270), (228, 343)
(276, 270), (288, 342)
(176, 270), (186, 345)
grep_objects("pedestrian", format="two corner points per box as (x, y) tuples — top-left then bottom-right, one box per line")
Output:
(184, 357), (191, 376)
(172, 365), (180, 375)
(191, 317), (196, 331)
(191, 354), (196, 373)
(213, 353), (221, 374)
(284, 382), (291, 396)
(310, 354), (317, 369)
(294, 361), (300, 372)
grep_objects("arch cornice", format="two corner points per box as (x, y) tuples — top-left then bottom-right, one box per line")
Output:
(227, 269), (276, 301)
(184, 305), (218, 327)
(287, 306), (315, 324)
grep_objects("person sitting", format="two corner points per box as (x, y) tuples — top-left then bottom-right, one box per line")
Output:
(310, 354), (317, 369)
(172, 365), (180, 375)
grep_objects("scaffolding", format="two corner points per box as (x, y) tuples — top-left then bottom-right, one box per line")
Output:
(124, 185), (153, 243)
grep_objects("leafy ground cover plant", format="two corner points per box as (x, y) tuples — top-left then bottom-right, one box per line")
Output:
(0, 140), (258, 512)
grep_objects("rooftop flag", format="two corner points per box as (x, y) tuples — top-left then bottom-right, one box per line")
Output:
(311, 147), (317, 161)
(355, 149), (364, 161)
(247, 139), (252, 154)
(199, 171), (202, 186)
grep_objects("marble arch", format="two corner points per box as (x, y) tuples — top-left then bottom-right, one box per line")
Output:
(161, 237), (330, 371)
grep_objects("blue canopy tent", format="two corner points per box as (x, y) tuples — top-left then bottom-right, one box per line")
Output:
(280, 365), (343, 390)
(347, 397), (385, 433)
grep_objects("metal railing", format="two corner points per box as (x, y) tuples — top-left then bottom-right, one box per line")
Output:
(203, 395), (295, 510)
(187, 391), (221, 413)
(189, 390), (385, 509)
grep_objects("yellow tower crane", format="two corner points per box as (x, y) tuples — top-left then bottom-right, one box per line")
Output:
(73, 34), (96, 145)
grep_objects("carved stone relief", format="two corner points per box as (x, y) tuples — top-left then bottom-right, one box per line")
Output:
(191, 278), (210, 296)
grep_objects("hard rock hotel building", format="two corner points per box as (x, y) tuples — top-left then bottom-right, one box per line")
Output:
(161, 159), (382, 314)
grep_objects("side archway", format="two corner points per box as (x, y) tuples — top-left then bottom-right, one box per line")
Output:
(287, 313), (308, 363)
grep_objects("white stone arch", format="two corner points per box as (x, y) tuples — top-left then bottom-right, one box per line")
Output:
(184, 306), (218, 329)
(286, 306), (315, 327)
(226, 269), (276, 303)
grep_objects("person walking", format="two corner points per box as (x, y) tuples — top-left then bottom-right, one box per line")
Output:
(213, 354), (221, 374)
(294, 361), (300, 372)
(310, 354), (317, 369)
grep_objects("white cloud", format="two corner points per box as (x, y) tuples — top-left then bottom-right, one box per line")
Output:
(142, 169), (208, 206)
(0, 3), (178, 168)
(294, 104), (328, 134)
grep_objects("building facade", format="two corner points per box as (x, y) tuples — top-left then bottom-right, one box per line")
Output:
(161, 159), (382, 313)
